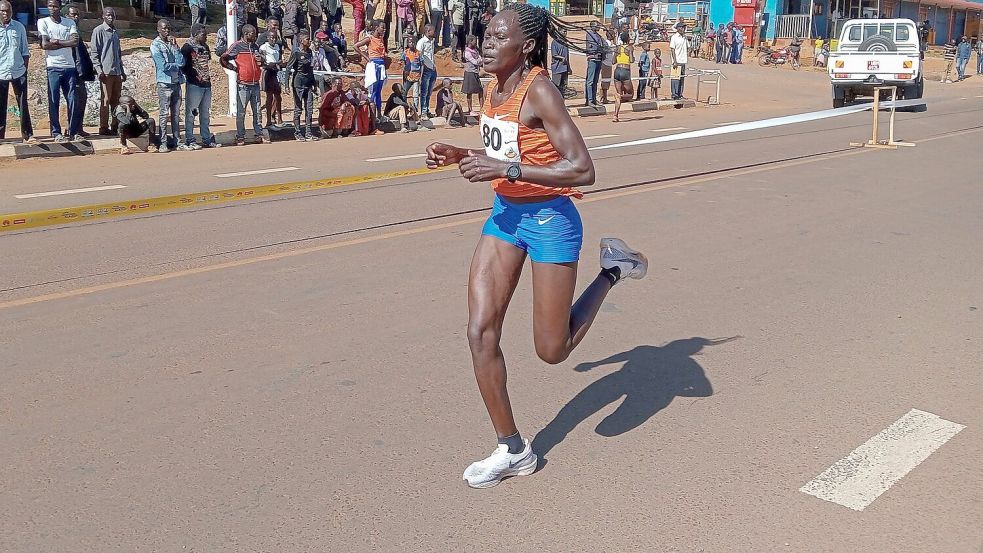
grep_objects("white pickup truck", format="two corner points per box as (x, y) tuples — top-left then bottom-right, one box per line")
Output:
(828, 18), (924, 108)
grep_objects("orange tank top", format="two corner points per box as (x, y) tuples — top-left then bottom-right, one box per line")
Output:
(480, 66), (583, 199)
(368, 36), (386, 59)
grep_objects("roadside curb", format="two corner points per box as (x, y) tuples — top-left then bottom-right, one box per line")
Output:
(0, 98), (699, 161)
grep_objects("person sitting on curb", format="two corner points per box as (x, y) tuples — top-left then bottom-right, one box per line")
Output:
(384, 82), (423, 133)
(434, 77), (466, 128)
(115, 95), (161, 154)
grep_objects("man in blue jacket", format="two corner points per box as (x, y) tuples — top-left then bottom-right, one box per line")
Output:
(584, 20), (604, 108)
(150, 19), (186, 152)
(955, 36), (971, 81)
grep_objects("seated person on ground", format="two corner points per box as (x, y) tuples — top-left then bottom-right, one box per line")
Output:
(115, 96), (162, 154)
(384, 82), (422, 132)
(435, 78), (467, 128)
(319, 76), (356, 138)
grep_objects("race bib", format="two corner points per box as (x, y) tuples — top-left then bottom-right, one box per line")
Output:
(479, 115), (521, 163)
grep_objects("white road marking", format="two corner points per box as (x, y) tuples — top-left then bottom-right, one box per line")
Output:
(365, 153), (427, 162)
(715, 121), (745, 125)
(649, 127), (688, 133)
(799, 409), (965, 511)
(977, 95), (983, 98)
(583, 134), (620, 140)
(591, 100), (925, 151)
(214, 167), (300, 178)
(15, 185), (127, 199)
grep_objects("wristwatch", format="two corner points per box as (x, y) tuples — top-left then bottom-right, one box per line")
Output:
(506, 163), (522, 183)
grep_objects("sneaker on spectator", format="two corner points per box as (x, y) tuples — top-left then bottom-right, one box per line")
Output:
(254, 134), (265, 144)
(203, 141), (222, 148)
(190, 143), (203, 150)
(52, 134), (67, 143)
(176, 144), (193, 151)
(119, 146), (131, 155)
(23, 137), (40, 146)
(235, 137), (246, 146)
(158, 144), (171, 153)
(71, 134), (86, 142)
(306, 135), (319, 141)
(295, 134), (306, 141)
(146, 144), (159, 153)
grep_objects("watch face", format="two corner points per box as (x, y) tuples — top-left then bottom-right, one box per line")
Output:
(507, 164), (521, 181)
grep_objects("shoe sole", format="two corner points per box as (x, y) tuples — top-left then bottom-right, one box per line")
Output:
(601, 238), (649, 280)
(464, 455), (538, 489)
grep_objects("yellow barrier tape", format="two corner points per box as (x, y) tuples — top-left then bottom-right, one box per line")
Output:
(1, 166), (446, 232)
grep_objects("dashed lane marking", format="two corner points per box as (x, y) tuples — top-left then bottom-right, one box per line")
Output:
(583, 134), (620, 140)
(15, 185), (127, 199)
(214, 167), (300, 178)
(648, 127), (688, 133)
(800, 409), (965, 511)
(365, 153), (428, 162)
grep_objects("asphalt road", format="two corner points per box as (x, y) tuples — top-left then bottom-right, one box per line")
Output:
(2, 69), (982, 552)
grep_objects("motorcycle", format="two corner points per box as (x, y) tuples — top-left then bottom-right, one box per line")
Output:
(757, 41), (802, 70)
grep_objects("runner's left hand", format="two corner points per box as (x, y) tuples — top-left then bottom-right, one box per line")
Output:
(459, 152), (509, 182)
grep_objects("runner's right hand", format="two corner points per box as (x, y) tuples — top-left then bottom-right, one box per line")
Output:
(426, 143), (468, 168)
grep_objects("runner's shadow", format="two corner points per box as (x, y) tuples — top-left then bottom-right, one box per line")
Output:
(532, 337), (740, 462)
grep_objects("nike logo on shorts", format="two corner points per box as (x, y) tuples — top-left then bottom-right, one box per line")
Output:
(537, 215), (556, 225)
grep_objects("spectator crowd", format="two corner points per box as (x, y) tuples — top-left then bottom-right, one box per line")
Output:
(0, 0), (493, 151)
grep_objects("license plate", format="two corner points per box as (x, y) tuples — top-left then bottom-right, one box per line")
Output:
(868, 60), (880, 70)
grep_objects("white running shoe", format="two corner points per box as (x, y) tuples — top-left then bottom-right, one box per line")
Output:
(600, 238), (648, 281)
(463, 439), (538, 489)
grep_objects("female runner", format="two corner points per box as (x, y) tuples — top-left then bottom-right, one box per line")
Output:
(612, 31), (635, 122)
(426, 3), (648, 489)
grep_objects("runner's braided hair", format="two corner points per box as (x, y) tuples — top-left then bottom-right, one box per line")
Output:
(501, 2), (592, 70)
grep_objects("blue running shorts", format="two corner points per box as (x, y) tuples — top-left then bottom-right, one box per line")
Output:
(481, 194), (584, 263)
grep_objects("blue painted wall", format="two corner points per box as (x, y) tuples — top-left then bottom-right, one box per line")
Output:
(709, 0), (734, 29)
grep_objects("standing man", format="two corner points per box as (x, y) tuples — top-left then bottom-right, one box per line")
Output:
(669, 21), (688, 100)
(150, 19), (186, 152)
(189, 0), (207, 25)
(714, 23), (725, 63)
(955, 35), (970, 81)
(977, 35), (983, 76)
(221, 24), (266, 145)
(38, 0), (80, 142)
(307, 0), (322, 38)
(181, 24), (218, 148)
(91, 7), (126, 136)
(722, 22), (733, 64)
(0, 0), (37, 144)
(67, 6), (94, 138)
(550, 28), (569, 96)
(428, 0), (445, 49)
(416, 24), (436, 118)
(584, 20), (603, 108)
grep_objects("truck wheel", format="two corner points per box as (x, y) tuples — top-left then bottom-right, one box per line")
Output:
(858, 35), (898, 53)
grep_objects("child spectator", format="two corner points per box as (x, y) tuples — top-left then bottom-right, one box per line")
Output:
(461, 34), (483, 115)
(402, 34), (422, 110)
(815, 42), (829, 68)
(348, 82), (383, 136)
(650, 47), (663, 99)
(259, 31), (284, 128)
(115, 95), (161, 154)
(636, 41), (651, 100)
(435, 78), (466, 128)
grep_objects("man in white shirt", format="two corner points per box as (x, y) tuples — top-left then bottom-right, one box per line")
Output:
(668, 21), (688, 100)
(37, 0), (80, 141)
(416, 24), (437, 118)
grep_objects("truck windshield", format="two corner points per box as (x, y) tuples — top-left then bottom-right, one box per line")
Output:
(847, 23), (910, 42)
